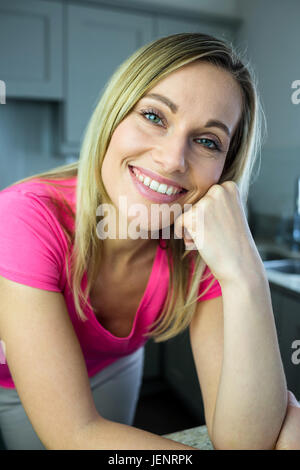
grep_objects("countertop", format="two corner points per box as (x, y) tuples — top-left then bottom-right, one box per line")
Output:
(163, 425), (213, 450)
(254, 238), (300, 296)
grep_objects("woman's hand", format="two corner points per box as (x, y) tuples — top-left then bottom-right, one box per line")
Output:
(174, 181), (264, 285)
(274, 391), (300, 450)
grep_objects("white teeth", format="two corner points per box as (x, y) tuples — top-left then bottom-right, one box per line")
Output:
(157, 183), (168, 194)
(131, 166), (182, 195)
(149, 180), (159, 191)
(143, 176), (151, 186)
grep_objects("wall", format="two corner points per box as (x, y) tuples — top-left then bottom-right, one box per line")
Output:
(94, 0), (240, 19)
(236, 0), (300, 219)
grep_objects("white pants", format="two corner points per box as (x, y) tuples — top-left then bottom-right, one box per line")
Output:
(0, 346), (145, 450)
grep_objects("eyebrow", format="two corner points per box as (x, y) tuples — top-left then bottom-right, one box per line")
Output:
(144, 92), (231, 137)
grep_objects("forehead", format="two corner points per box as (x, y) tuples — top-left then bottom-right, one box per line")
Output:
(146, 61), (243, 129)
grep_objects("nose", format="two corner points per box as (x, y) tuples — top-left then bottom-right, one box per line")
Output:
(151, 135), (187, 174)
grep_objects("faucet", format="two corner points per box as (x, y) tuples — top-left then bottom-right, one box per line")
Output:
(291, 176), (300, 252)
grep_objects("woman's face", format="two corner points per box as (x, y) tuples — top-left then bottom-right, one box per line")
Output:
(101, 60), (243, 235)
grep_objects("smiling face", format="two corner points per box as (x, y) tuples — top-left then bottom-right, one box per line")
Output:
(101, 60), (243, 235)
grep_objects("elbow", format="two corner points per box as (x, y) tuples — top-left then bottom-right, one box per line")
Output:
(212, 437), (275, 450)
(211, 395), (288, 450)
(211, 427), (280, 450)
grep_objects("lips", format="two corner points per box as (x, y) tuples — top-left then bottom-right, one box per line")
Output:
(128, 165), (188, 203)
(129, 165), (187, 192)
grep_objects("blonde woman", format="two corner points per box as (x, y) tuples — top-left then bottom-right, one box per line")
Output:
(0, 33), (297, 450)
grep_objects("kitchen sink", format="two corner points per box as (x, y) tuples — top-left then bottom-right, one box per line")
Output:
(263, 259), (300, 275)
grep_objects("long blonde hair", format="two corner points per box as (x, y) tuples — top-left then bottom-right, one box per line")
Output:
(8, 33), (265, 342)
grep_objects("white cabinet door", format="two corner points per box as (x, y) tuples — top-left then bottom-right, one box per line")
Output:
(155, 16), (236, 43)
(59, 4), (153, 155)
(0, 0), (63, 99)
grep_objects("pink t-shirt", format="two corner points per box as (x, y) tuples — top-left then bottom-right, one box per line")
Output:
(0, 177), (222, 388)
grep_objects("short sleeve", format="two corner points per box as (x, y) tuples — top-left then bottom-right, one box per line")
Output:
(197, 265), (222, 301)
(0, 189), (64, 292)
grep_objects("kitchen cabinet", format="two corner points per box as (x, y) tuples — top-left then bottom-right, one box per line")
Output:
(270, 284), (300, 400)
(57, 3), (153, 156)
(0, 0), (63, 100)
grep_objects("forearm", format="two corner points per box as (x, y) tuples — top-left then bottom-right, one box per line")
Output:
(212, 272), (288, 450)
(62, 417), (198, 450)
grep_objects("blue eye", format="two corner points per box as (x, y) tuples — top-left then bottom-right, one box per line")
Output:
(140, 108), (221, 152)
(195, 138), (221, 151)
(141, 109), (165, 126)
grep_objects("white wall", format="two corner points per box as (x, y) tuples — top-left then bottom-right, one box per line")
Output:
(236, 0), (300, 217)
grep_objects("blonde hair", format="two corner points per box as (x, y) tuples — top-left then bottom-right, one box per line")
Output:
(8, 33), (266, 342)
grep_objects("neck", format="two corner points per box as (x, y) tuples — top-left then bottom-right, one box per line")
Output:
(97, 204), (165, 266)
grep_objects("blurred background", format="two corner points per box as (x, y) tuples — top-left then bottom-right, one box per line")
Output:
(0, 0), (300, 443)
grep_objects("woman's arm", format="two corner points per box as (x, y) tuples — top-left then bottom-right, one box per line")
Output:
(275, 391), (300, 450)
(176, 181), (287, 449)
(0, 275), (196, 450)
(212, 272), (287, 450)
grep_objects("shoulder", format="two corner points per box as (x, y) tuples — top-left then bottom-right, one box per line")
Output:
(0, 182), (71, 292)
(0, 177), (76, 226)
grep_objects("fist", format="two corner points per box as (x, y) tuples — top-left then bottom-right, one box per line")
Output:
(174, 181), (263, 285)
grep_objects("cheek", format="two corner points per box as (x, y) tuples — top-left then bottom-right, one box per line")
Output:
(109, 118), (149, 157)
(193, 159), (225, 189)
(212, 160), (226, 183)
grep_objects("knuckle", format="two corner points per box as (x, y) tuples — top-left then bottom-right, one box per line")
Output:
(222, 180), (238, 192)
(207, 184), (223, 197)
(199, 196), (211, 209)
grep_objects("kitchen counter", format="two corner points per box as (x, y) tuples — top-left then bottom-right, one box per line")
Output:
(163, 425), (213, 450)
(255, 238), (300, 297)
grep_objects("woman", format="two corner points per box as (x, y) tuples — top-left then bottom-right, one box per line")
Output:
(0, 32), (298, 450)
